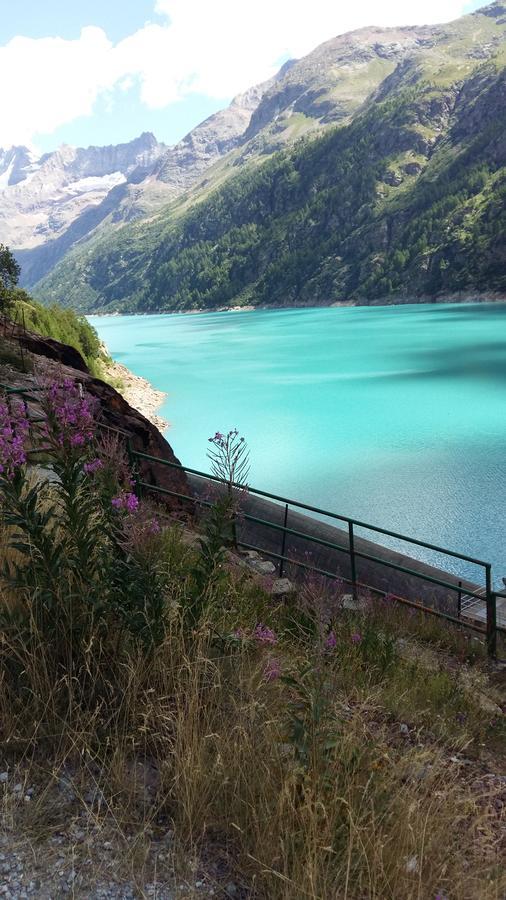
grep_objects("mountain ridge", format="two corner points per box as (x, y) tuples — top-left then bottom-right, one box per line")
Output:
(4, 1), (506, 310)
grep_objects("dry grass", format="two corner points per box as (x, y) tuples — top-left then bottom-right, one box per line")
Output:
(0, 519), (505, 898)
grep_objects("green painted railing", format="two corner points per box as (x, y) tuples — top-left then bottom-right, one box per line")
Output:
(0, 380), (501, 657)
(128, 448), (501, 658)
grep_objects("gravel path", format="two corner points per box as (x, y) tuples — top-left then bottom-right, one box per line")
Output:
(0, 769), (235, 900)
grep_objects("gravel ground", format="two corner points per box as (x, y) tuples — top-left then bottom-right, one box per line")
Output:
(0, 769), (240, 900)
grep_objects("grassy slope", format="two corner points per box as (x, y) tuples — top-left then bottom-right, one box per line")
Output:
(3, 291), (107, 376)
(0, 510), (504, 897)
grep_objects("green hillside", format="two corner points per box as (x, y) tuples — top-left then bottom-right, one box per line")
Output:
(34, 3), (506, 312)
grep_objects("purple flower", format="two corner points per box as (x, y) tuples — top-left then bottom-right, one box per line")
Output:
(125, 493), (139, 512)
(324, 630), (337, 651)
(148, 518), (161, 534)
(351, 632), (362, 644)
(0, 400), (30, 480)
(40, 378), (98, 452)
(253, 624), (277, 645)
(264, 657), (282, 682)
(111, 492), (139, 513)
(83, 458), (103, 475)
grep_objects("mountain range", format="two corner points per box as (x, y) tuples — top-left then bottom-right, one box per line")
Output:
(2, 1), (506, 311)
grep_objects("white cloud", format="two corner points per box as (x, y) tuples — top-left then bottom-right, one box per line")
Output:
(0, 0), (471, 147)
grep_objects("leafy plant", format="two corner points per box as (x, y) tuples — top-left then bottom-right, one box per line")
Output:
(206, 428), (250, 548)
(282, 662), (340, 792)
(189, 494), (234, 625)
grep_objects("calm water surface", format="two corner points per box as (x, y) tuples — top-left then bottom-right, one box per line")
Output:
(89, 304), (506, 583)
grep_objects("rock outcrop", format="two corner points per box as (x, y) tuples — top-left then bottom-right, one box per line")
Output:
(0, 325), (188, 505)
(0, 133), (168, 286)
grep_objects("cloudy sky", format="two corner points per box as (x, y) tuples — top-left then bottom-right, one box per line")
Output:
(0, 0), (483, 152)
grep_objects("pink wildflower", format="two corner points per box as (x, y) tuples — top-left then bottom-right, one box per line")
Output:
(111, 492), (139, 513)
(264, 657), (282, 682)
(253, 624), (277, 645)
(0, 400), (30, 480)
(83, 458), (103, 475)
(41, 378), (98, 451)
(351, 632), (362, 644)
(324, 630), (337, 651)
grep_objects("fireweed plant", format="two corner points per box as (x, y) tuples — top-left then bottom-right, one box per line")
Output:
(0, 380), (168, 658)
(0, 396), (30, 479)
(206, 428), (250, 548)
(0, 399), (504, 897)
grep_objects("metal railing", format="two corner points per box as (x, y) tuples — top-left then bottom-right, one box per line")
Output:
(128, 449), (502, 658)
(0, 380), (501, 657)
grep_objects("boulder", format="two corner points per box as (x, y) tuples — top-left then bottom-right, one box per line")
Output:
(246, 557), (276, 575)
(271, 578), (296, 597)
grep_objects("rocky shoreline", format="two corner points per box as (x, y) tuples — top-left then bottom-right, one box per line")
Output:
(106, 359), (169, 433)
(91, 293), (506, 318)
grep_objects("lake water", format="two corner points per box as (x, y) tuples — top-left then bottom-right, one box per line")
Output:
(89, 303), (506, 585)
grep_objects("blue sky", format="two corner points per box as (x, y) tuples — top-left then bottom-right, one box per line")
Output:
(0, 0), (485, 153)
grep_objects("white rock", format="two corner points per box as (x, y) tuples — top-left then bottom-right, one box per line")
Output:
(342, 593), (368, 612)
(271, 578), (295, 597)
(246, 558), (276, 575)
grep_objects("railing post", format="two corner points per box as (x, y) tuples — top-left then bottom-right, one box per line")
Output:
(19, 308), (27, 373)
(457, 580), (462, 617)
(348, 521), (358, 603)
(485, 565), (497, 658)
(279, 503), (289, 578)
(126, 436), (141, 499)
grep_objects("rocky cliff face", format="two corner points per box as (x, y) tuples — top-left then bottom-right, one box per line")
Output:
(0, 324), (188, 503)
(0, 133), (168, 284)
(152, 71), (292, 193)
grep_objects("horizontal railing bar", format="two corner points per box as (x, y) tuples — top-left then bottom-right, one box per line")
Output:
(138, 480), (487, 602)
(99, 421), (130, 437)
(132, 453), (490, 568)
(137, 481), (211, 506)
(237, 541), (489, 635)
(237, 511), (486, 599)
(0, 384), (45, 393)
(352, 548), (486, 600)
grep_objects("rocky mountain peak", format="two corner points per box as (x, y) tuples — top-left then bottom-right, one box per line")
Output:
(0, 133), (167, 258)
(476, 1), (506, 18)
(4, 1), (506, 301)
(0, 146), (38, 189)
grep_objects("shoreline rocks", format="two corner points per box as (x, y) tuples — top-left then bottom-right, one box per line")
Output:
(105, 360), (169, 433)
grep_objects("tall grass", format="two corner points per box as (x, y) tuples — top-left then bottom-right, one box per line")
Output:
(0, 382), (504, 897)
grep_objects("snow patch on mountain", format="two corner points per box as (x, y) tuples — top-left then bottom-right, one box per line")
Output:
(62, 172), (127, 195)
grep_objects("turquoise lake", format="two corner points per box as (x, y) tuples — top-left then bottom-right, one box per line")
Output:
(89, 303), (506, 585)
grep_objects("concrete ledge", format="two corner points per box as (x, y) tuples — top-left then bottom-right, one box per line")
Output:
(188, 474), (486, 620)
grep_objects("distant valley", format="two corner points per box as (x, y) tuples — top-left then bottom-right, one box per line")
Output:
(2, 1), (506, 312)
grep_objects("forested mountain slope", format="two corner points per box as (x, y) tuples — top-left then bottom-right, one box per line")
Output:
(34, 2), (506, 312)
